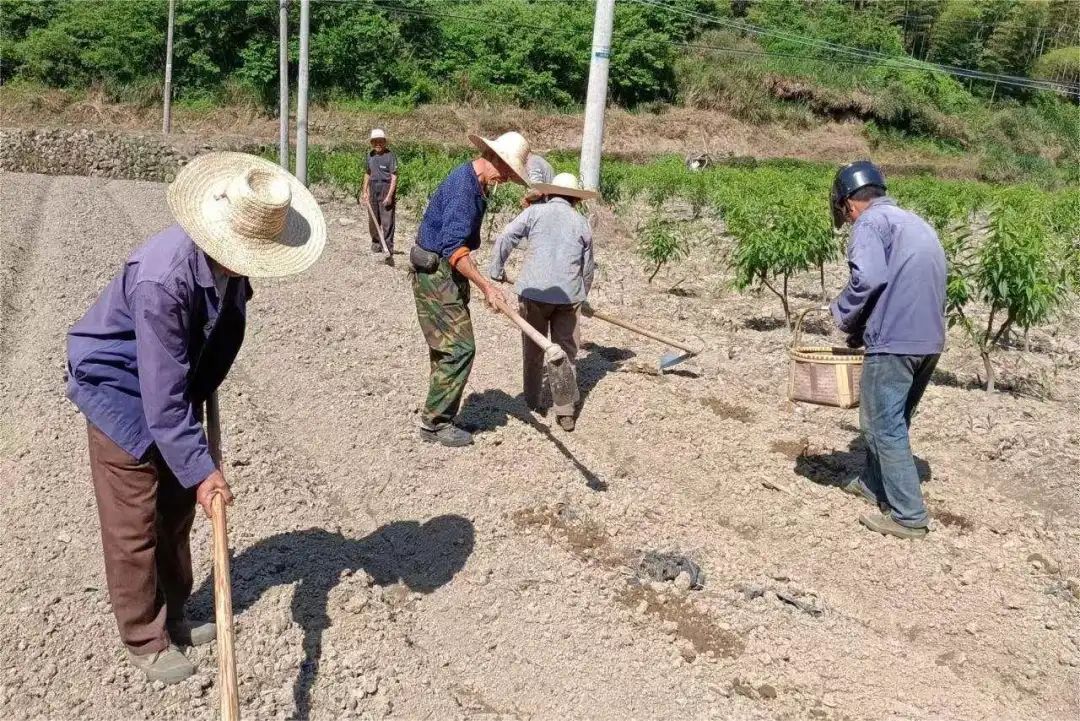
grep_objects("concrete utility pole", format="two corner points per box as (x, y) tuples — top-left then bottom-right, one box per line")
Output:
(278, 0), (290, 169)
(162, 0), (176, 135)
(579, 0), (615, 191)
(295, 0), (311, 185)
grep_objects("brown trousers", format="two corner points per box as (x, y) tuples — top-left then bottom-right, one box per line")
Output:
(86, 423), (196, 655)
(520, 298), (581, 416)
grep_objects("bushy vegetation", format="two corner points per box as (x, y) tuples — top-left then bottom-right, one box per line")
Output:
(1, 0), (1076, 164)
(0, 0), (714, 108)
(636, 212), (688, 283)
(673, 1), (1079, 184)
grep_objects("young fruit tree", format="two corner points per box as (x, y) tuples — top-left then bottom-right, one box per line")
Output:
(637, 212), (687, 283)
(944, 192), (1076, 392)
(729, 194), (836, 329)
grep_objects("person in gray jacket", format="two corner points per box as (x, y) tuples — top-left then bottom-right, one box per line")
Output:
(489, 173), (596, 431)
(829, 160), (946, 540)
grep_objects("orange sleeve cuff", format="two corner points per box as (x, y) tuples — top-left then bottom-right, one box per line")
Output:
(448, 247), (471, 269)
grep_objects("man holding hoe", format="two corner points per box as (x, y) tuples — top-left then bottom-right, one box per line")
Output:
(66, 153), (326, 682)
(828, 160), (946, 540)
(361, 127), (398, 254)
(409, 131), (532, 447)
(489, 172), (596, 431)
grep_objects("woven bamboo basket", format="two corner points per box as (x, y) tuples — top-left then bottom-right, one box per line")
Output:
(788, 308), (864, 409)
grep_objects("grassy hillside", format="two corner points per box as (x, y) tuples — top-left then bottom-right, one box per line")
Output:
(1, 0), (1078, 183)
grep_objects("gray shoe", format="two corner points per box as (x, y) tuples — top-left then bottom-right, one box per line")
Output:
(557, 415), (575, 432)
(859, 512), (928, 540)
(840, 479), (876, 506)
(167, 618), (216, 647)
(419, 424), (473, 447)
(127, 644), (195, 684)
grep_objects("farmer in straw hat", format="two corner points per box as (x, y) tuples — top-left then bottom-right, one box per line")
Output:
(521, 151), (554, 208)
(361, 127), (398, 253)
(489, 172), (597, 431)
(409, 131), (532, 446)
(66, 152), (326, 683)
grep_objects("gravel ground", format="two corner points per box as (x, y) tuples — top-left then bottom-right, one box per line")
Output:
(1, 171), (1078, 721)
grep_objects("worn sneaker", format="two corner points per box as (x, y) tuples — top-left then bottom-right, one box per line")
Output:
(859, 512), (928, 540)
(127, 644), (195, 684)
(556, 415), (576, 432)
(167, 618), (216, 647)
(840, 479), (876, 505)
(419, 424), (473, 447)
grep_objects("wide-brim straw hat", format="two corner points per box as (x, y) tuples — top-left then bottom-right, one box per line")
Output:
(467, 131), (531, 186)
(167, 152), (326, 278)
(531, 172), (598, 201)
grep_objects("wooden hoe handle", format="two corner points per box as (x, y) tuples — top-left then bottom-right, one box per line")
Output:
(583, 305), (697, 355)
(364, 197), (392, 258)
(206, 393), (240, 721)
(491, 294), (557, 354)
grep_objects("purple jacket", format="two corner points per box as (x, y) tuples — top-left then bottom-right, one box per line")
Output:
(830, 197), (946, 356)
(67, 225), (251, 488)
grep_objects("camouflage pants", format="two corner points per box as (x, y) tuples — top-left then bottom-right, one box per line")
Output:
(412, 259), (475, 427)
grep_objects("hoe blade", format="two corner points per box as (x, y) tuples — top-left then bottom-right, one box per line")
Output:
(659, 350), (694, 373)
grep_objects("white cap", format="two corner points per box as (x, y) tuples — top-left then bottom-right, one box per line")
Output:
(369, 128), (387, 141)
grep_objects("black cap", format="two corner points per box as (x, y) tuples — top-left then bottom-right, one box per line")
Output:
(830, 160), (886, 228)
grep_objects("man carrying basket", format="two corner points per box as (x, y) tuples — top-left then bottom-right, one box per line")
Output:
(828, 160), (946, 540)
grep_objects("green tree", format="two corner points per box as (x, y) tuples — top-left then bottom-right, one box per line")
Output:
(637, 211), (688, 283)
(928, 0), (986, 69)
(982, 0), (1052, 83)
(945, 191), (1074, 391)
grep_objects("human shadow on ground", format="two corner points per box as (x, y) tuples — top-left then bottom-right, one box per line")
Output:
(459, 388), (608, 491)
(190, 516), (474, 720)
(794, 436), (932, 487)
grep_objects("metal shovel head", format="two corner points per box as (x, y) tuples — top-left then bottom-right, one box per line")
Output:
(659, 350), (695, 373)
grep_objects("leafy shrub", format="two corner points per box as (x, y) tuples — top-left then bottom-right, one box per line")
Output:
(637, 212), (687, 283)
(944, 191), (1075, 391)
(729, 190), (836, 328)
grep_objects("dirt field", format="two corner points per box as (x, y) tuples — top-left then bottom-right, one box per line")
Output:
(1, 171), (1078, 721)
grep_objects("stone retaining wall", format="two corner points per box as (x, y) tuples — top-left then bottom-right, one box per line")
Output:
(0, 128), (260, 182)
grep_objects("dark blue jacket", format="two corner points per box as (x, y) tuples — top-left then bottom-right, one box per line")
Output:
(417, 162), (487, 259)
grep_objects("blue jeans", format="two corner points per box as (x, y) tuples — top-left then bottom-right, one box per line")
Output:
(855, 353), (939, 528)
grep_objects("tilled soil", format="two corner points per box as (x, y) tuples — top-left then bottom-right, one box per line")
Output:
(1, 171), (1078, 721)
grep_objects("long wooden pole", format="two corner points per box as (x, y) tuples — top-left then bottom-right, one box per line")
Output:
(363, 196), (392, 260)
(295, 0), (311, 185)
(278, 0), (290, 169)
(582, 305), (697, 355)
(162, 0), (176, 135)
(579, 0), (615, 191)
(205, 393), (239, 721)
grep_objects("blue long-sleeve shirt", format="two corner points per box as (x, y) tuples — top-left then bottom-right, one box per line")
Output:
(830, 197), (946, 356)
(66, 225), (251, 487)
(417, 162), (487, 259)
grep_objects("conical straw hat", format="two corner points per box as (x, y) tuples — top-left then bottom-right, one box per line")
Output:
(530, 172), (599, 201)
(167, 152), (326, 278)
(467, 131), (531, 186)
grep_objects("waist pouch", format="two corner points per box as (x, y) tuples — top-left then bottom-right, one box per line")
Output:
(410, 245), (440, 273)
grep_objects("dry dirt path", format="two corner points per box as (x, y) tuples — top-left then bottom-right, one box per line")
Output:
(0, 172), (1077, 721)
